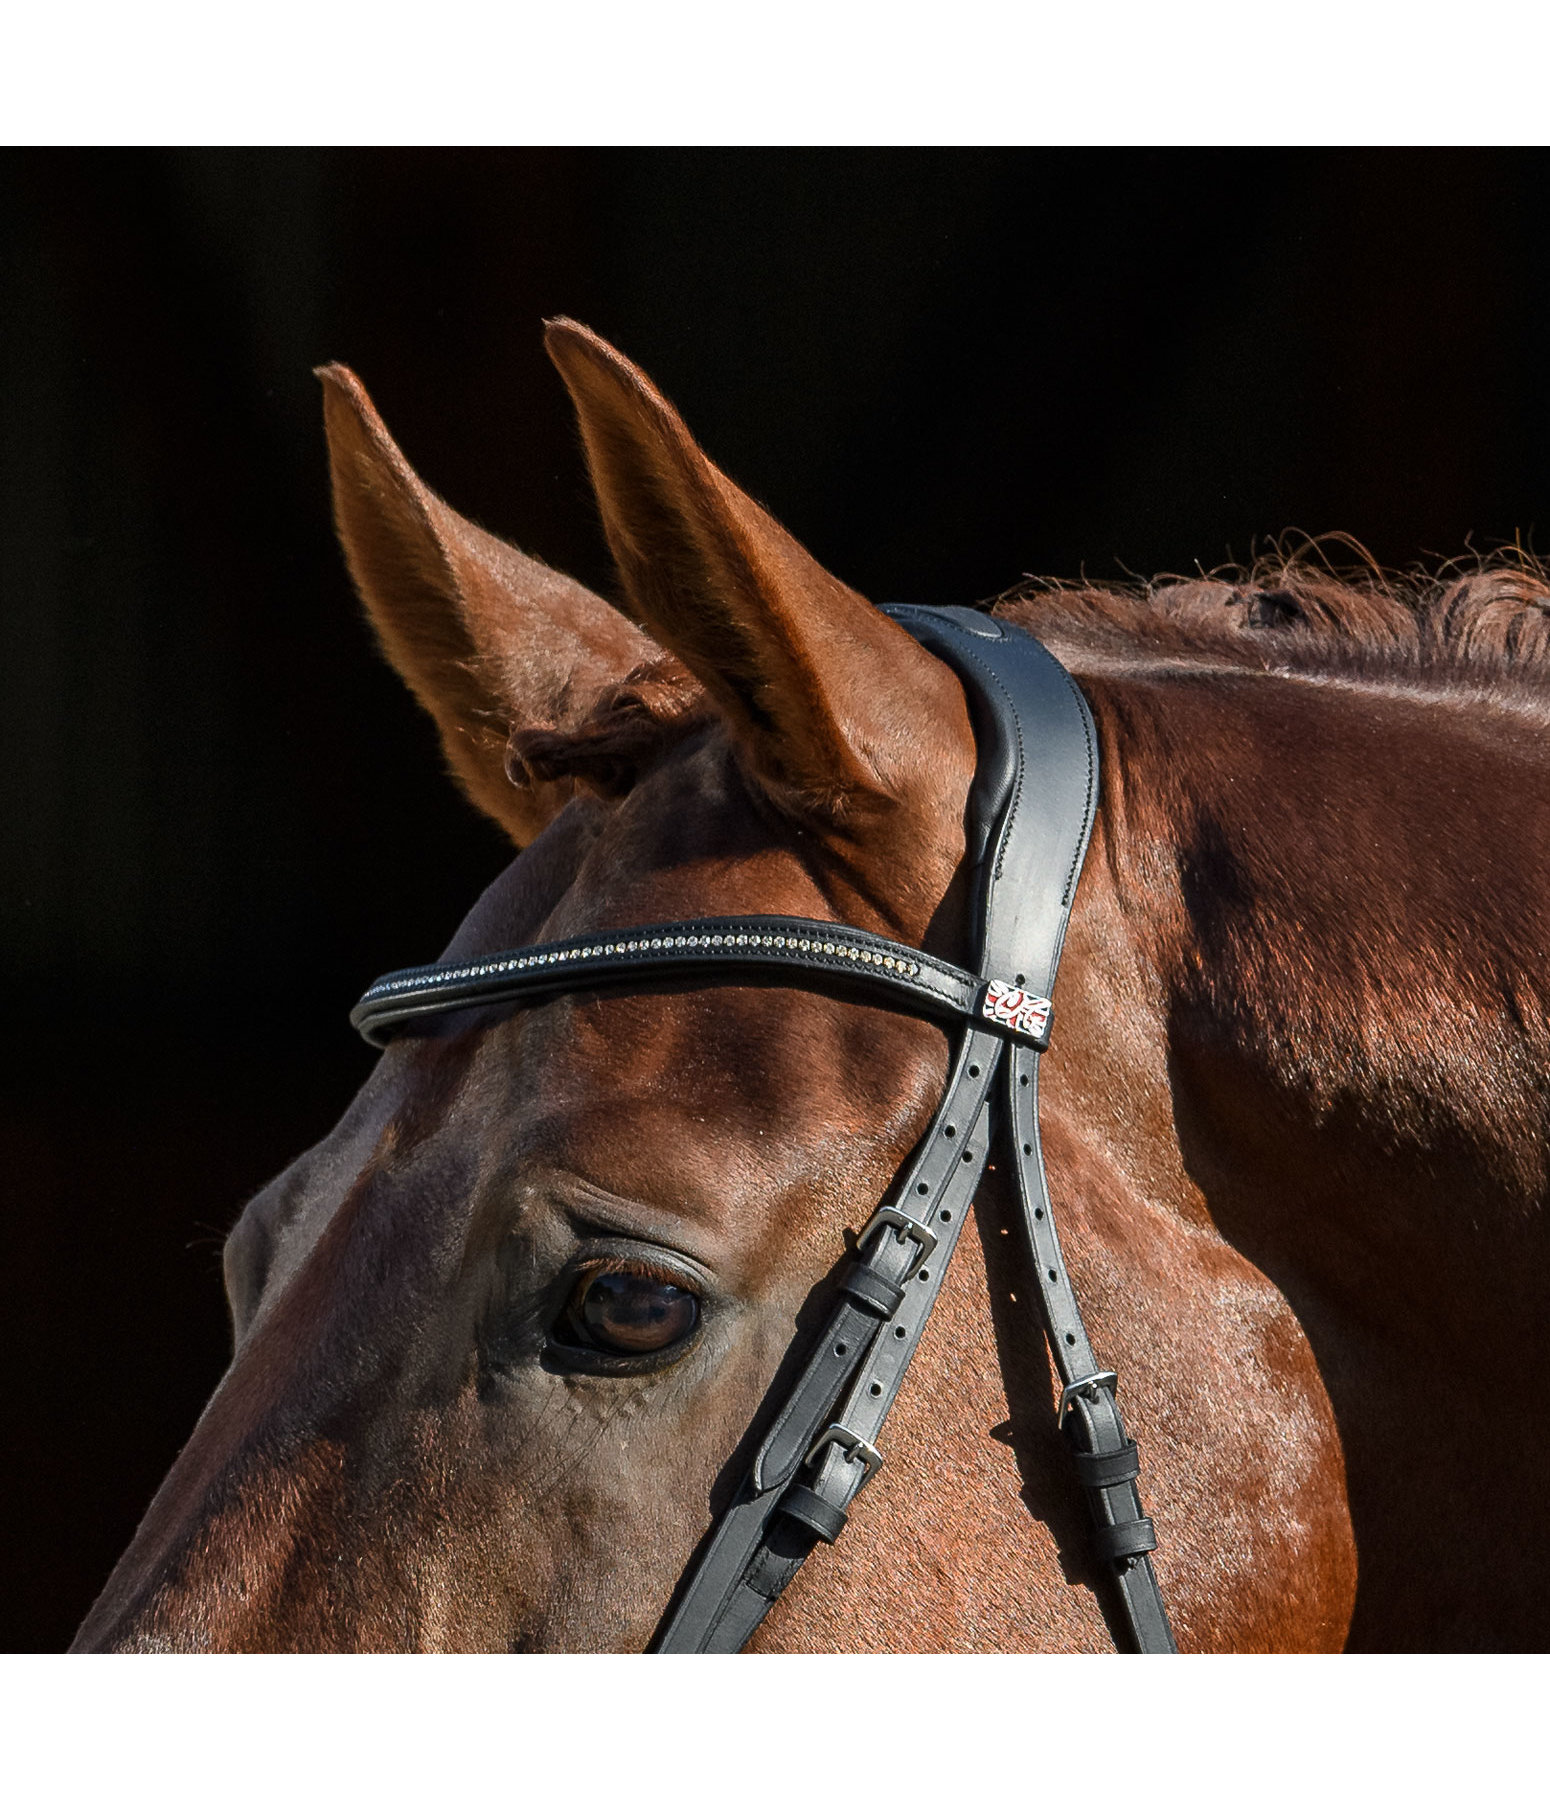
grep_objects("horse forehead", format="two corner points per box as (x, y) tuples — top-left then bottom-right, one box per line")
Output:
(339, 756), (945, 1248)
(482, 985), (952, 1264)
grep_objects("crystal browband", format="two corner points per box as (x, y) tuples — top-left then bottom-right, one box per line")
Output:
(350, 913), (1053, 1051)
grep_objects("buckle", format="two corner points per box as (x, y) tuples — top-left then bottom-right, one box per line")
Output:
(857, 1205), (938, 1279)
(1058, 1370), (1118, 1426)
(805, 1423), (884, 1485)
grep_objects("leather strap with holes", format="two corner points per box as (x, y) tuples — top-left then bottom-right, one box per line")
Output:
(351, 606), (1175, 1655)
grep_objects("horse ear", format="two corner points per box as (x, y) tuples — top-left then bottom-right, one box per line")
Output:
(318, 363), (652, 846)
(542, 321), (974, 871)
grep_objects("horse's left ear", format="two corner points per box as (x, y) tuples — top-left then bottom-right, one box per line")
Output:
(543, 320), (975, 906)
(319, 362), (653, 847)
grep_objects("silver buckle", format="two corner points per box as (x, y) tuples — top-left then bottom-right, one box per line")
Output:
(1058, 1370), (1118, 1423)
(805, 1423), (884, 1484)
(857, 1205), (938, 1279)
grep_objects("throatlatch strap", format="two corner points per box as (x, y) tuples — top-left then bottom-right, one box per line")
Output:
(350, 605), (1175, 1655)
(1011, 1042), (1174, 1653)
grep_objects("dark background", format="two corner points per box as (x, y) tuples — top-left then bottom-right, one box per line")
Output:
(4, 148), (1547, 1651)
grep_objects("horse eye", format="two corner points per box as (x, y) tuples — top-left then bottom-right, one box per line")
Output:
(565, 1268), (700, 1357)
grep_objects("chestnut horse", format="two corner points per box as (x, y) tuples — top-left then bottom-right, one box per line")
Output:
(75, 322), (1550, 1652)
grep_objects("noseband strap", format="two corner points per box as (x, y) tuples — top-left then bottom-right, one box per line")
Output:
(352, 605), (1175, 1655)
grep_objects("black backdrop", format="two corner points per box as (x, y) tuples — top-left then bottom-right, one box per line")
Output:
(5, 148), (1547, 1651)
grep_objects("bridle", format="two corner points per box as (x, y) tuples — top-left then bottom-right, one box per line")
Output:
(353, 606), (1175, 1653)
(351, 605), (1175, 1654)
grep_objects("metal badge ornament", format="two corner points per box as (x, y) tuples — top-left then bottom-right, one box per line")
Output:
(981, 979), (1052, 1045)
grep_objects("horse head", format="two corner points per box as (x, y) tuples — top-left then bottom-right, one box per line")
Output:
(74, 322), (1005, 1651)
(94, 315), (1523, 1652)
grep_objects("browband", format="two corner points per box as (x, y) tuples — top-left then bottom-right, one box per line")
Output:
(351, 916), (1054, 1051)
(351, 605), (1175, 1654)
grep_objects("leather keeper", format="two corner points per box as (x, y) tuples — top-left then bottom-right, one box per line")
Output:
(1072, 1440), (1141, 1489)
(841, 1262), (906, 1318)
(777, 1484), (850, 1544)
(1091, 1515), (1157, 1565)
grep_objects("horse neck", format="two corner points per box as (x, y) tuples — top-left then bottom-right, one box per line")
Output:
(1087, 654), (1550, 1362)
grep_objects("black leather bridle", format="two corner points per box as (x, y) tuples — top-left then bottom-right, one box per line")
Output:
(351, 605), (1175, 1654)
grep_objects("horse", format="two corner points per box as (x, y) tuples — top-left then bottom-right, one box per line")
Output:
(73, 319), (1550, 1652)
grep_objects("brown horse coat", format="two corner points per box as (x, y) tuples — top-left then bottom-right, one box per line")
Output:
(74, 323), (1550, 1652)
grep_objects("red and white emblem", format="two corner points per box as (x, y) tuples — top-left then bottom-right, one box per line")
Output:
(982, 980), (1052, 1041)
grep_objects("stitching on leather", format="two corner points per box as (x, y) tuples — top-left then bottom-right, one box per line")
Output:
(353, 921), (1052, 1049)
(898, 610), (1093, 906)
(1047, 656), (1098, 906)
(359, 935), (970, 1017)
(362, 924), (958, 996)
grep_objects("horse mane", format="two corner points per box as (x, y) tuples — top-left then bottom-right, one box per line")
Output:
(505, 541), (1550, 794)
(997, 537), (1550, 687)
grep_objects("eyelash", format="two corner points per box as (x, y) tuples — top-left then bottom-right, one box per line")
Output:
(575, 1253), (687, 1286)
(551, 1252), (705, 1367)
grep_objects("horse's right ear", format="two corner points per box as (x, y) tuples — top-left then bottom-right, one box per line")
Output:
(318, 364), (652, 846)
(542, 320), (977, 929)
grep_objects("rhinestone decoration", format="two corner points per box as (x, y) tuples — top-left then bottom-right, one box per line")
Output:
(365, 923), (937, 1009)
